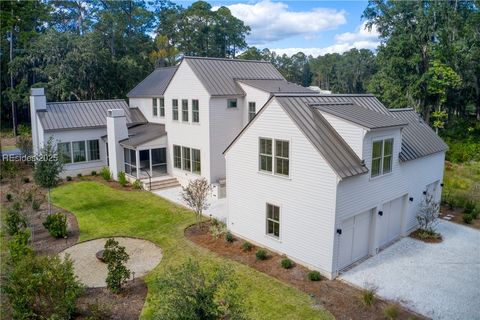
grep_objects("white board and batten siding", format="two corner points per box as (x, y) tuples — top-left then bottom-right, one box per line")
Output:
(226, 100), (339, 278)
(44, 128), (108, 177)
(162, 60), (212, 185)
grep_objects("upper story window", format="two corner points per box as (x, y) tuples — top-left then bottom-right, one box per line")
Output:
(371, 138), (394, 178)
(159, 98), (165, 117)
(248, 102), (256, 121)
(152, 98), (158, 116)
(275, 140), (289, 176)
(227, 99), (237, 108)
(259, 138), (273, 173)
(192, 99), (199, 123)
(259, 138), (290, 177)
(182, 99), (189, 122)
(172, 99), (179, 121)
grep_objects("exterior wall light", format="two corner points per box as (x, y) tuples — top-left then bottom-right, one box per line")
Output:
(409, 197), (414, 202)
(378, 211), (383, 216)
(336, 229), (342, 235)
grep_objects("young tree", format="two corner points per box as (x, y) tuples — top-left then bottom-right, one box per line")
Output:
(417, 192), (441, 236)
(155, 259), (246, 320)
(103, 238), (131, 294)
(181, 178), (212, 228)
(33, 137), (63, 214)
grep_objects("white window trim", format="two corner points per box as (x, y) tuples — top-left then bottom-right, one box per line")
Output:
(174, 144), (201, 176)
(181, 99), (189, 122)
(152, 98), (158, 117)
(274, 139), (290, 177)
(258, 137), (273, 173)
(59, 139), (101, 165)
(370, 137), (394, 179)
(172, 99), (179, 121)
(258, 137), (291, 179)
(265, 202), (281, 240)
(248, 102), (256, 121)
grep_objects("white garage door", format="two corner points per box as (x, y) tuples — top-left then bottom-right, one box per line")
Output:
(338, 210), (372, 269)
(378, 196), (404, 248)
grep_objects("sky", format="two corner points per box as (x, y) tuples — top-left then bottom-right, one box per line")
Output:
(175, 0), (380, 56)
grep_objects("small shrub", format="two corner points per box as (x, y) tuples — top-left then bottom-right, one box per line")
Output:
(209, 219), (227, 239)
(132, 179), (142, 190)
(281, 258), (293, 269)
(77, 173), (82, 178)
(104, 238), (131, 294)
(241, 241), (253, 252)
(225, 231), (234, 243)
(463, 213), (473, 224)
(118, 171), (127, 187)
(307, 271), (322, 281)
(383, 304), (400, 320)
(66, 176), (72, 181)
(91, 170), (97, 176)
(8, 229), (33, 263)
(255, 249), (267, 260)
(101, 167), (111, 181)
(6, 206), (27, 236)
(464, 201), (475, 214)
(84, 302), (110, 320)
(360, 284), (377, 306)
(6, 193), (12, 201)
(22, 177), (30, 184)
(32, 199), (42, 211)
(43, 213), (68, 238)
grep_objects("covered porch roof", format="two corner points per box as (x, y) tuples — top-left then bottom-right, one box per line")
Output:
(102, 123), (167, 148)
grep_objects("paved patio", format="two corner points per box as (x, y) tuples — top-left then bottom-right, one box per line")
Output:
(153, 187), (227, 221)
(340, 221), (480, 320)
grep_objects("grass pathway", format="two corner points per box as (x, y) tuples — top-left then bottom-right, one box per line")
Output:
(52, 181), (332, 320)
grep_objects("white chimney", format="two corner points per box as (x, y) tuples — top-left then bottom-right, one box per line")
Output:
(107, 109), (129, 180)
(30, 88), (47, 154)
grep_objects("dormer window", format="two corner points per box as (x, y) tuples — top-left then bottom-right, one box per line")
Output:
(371, 138), (393, 178)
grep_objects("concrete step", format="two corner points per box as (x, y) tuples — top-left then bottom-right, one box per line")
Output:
(143, 178), (180, 191)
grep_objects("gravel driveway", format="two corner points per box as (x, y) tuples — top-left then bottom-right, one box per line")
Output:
(340, 221), (480, 320)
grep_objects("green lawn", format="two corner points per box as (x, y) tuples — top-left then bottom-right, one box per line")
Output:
(52, 181), (332, 320)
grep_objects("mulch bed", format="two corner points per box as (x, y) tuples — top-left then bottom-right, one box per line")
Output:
(440, 204), (480, 230)
(74, 278), (148, 320)
(409, 229), (443, 243)
(186, 222), (425, 320)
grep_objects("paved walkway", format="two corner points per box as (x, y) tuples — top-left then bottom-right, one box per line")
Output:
(153, 186), (227, 221)
(340, 221), (480, 320)
(59, 237), (162, 288)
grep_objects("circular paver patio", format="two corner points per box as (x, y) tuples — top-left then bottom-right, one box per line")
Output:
(59, 237), (162, 288)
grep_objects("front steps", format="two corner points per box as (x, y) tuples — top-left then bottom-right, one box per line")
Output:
(142, 177), (180, 191)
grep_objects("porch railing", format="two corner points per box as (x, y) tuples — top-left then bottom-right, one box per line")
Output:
(142, 169), (151, 191)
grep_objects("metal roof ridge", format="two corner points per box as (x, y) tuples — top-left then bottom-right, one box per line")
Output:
(47, 99), (126, 105)
(183, 56), (272, 63)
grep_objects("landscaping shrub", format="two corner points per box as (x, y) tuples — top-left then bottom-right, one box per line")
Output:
(77, 173), (83, 178)
(43, 213), (68, 238)
(91, 170), (97, 176)
(154, 259), (246, 319)
(32, 199), (41, 211)
(132, 179), (142, 190)
(416, 193), (441, 239)
(307, 271), (322, 281)
(4, 254), (83, 319)
(209, 218), (227, 238)
(22, 177), (30, 184)
(118, 171), (127, 187)
(104, 238), (131, 293)
(256, 249), (267, 260)
(6, 193), (12, 202)
(241, 241), (253, 252)
(6, 206), (27, 236)
(383, 304), (400, 320)
(8, 229), (33, 264)
(360, 284), (377, 307)
(0, 160), (19, 181)
(225, 231), (234, 243)
(463, 213), (473, 224)
(281, 258), (293, 269)
(66, 176), (72, 181)
(101, 167), (111, 181)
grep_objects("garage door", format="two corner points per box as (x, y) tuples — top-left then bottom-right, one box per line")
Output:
(338, 210), (372, 269)
(378, 197), (404, 248)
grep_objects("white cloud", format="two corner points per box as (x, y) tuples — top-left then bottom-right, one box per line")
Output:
(271, 22), (380, 57)
(215, 0), (347, 45)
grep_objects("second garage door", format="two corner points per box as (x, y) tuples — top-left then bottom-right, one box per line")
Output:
(338, 210), (372, 270)
(378, 196), (404, 248)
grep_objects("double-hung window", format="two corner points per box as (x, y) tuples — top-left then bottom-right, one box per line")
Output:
(192, 99), (199, 123)
(152, 98), (158, 116)
(172, 99), (179, 121)
(58, 139), (100, 164)
(266, 203), (280, 238)
(259, 138), (273, 173)
(159, 98), (165, 117)
(192, 148), (201, 174)
(371, 138), (394, 178)
(227, 99), (237, 108)
(72, 141), (86, 162)
(173, 145), (182, 169)
(87, 140), (100, 161)
(182, 99), (189, 122)
(182, 147), (191, 171)
(248, 102), (256, 121)
(275, 140), (289, 176)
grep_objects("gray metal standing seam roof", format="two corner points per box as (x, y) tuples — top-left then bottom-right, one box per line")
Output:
(237, 79), (315, 94)
(311, 102), (408, 129)
(119, 123), (167, 148)
(184, 56), (284, 96)
(389, 109), (448, 161)
(38, 100), (147, 131)
(127, 66), (178, 98)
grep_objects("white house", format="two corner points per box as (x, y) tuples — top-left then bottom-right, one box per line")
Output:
(30, 56), (313, 189)
(224, 94), (447, 279)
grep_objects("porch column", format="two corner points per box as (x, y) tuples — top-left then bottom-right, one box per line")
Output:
(149, 149), (153, 177)
(136, 149), (140, 179)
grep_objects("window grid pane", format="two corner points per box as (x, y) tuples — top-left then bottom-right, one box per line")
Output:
(259, 138), (273, 172)
(172, 99), (178, 120)
(274, 140), (289, 176)
(159, 98), (165, 117)
(182, 99), (189, 122)
(383, 155), (392, 173)
(87, 140), (100, 161)
(248, 102), (256, 121)
(228, 99), (237, 108)
(192, 148), (201, 174)
(72, 141), (86, 162)
(192, 100), (199, 123)
(58, 142), (71, 164)
(152, 98), (158, 116)
(173, 145), (181, 169)
(182, 147), (191, 171)
(384, 139), (393, 156)
(266, 204), (280, 238)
